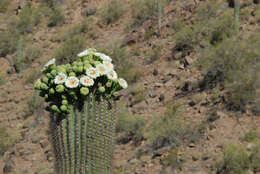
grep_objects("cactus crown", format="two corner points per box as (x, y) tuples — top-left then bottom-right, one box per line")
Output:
(34, 48), (128, 114)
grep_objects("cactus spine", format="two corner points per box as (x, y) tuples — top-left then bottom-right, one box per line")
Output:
(234, 0), (240, 32)
(50, 94), (116, 174)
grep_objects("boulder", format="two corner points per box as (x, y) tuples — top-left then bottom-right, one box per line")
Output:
(0, 58), (14, 74)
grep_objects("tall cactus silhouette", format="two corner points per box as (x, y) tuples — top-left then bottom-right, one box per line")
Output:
(234, 0), (240, 32)
(157, 0), (162, 35)
(35, 48), (128, 174)
(50, 95), (116, 174)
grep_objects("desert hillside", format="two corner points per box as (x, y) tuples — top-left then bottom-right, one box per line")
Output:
(0, 0), (260, 173)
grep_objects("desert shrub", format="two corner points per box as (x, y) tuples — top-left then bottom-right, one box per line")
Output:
(242, 130), (258, 142)
(0, 31), (17, 57)
(0, 0), (9, 13)
(145, 45), (162, 64)
(116, 109), (146, 146)
(146, 103), (204, 150)
(100, 0), (124, 25)
(130, 0), (157, 27)
(129, 86), (146, 105)
(48, 7), (65, 27)
(23, 45), (42, 64)
(38, 0), (64, 8)
(15, 3), (41, 34)
(0, 126), (19, 156)
(108, 46), (142, 83)
(198, 33), (260, 111)
(55, 34), (86, 63)
(22, 93), (44, 119)
(170, 19), (185, 32)
(174, 2), (233, 56)
(215, 142), (260, 174)
(26, 69), (41, 84)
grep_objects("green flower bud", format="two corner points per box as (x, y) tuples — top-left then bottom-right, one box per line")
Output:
(35, 80), (42, 90)
(77, 61), (83, 66)
(61, 95), (67, 100)
(46, 73), (52, 79)
(106, 81), (112, 88)
(80, 87), (89, 96)
(51, 105), (60, 113)
(60, 105), (67, 112)
(72, 61), (77, 66)
(40, 83), (49, 90)
(69, 72), (76, 76)
(98, 82), (102, 87)
(65, 64), (71, 71)
(49, 88), (55, 95)
(62, 99), (68, 105)
(56, 85), (65, 93)
(50, 79), (54, 85)
(78, 66), (83, 73)
(72, 65), (78, 72)
(51, 69), (57, 76)
(42, 77), (49, 84)
(83, 63), (92, 71)
(44, 94), (49, 100)
(98, 86), (105, 93)
(57, 66), (66, 74)
(94, 61), (101, 66)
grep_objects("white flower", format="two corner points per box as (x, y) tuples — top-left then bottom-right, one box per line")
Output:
(41, 58), (56, 72)
(77, 48), (97, 57)
(86, 67), (100, 79)
(103, 61), (114, 71)
(94, 52), (112, 62)
(118, 78), (128, 89)
(54, 73), (67, 84)
(80, 76), (94, 87)
(65, 76), (79, 88)
(107, 70), (118, 80)
(96, 64), (108, 75)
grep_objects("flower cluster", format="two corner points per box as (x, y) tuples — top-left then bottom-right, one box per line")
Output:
(35, 48), (128, 114)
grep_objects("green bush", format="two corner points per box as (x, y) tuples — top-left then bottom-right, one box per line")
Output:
(0, 31), (17, 57)
(130, 0), (157, 27)
(55, 34), (86, 63)
(116, 109), (146, 146)
(0, 0), (9, 13)
(100, 0), (124, 25)
(197, 32), (260, 111)
(38, 0), (63, 8)
(22, 93), (44, 119)
(26, 69), (41, 84)
(0, 126), (19, 156)
(242, 130), (258, 142)
(106, 46), (142, 83)
(15, 3), (41, 34)
(215, 142), (260, 174)
(146, 103), (205, 150)
(48, 7), (65, 27)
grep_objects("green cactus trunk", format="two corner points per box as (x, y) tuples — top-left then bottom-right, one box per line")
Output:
(50, 94), (116, 174)
(234, 0), (240, 32)
(157, 0), (162, 36)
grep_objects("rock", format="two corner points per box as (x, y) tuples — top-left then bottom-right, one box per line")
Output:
(3, 157), (14, 174)
(0, 58), (14, 74)
(149, 91), (157, 98)
(158, 94), (165, 102)
(202, 155), (210, 161)
(152, 69), (158, 76)
(188, 100), (196, 107)
(122, 33), (138, 46)
(154, 83), (163, 88)
(82, 6), (96, 17)
(189, 143), (196, 148)
(247, 143), (255, 150)
(40, 139), (49, 149)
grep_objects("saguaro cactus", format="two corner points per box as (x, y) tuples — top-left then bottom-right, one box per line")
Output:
(35, 48), (128, 174)
(157, 0), (162, 35)
(234, 0), (240, 32)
